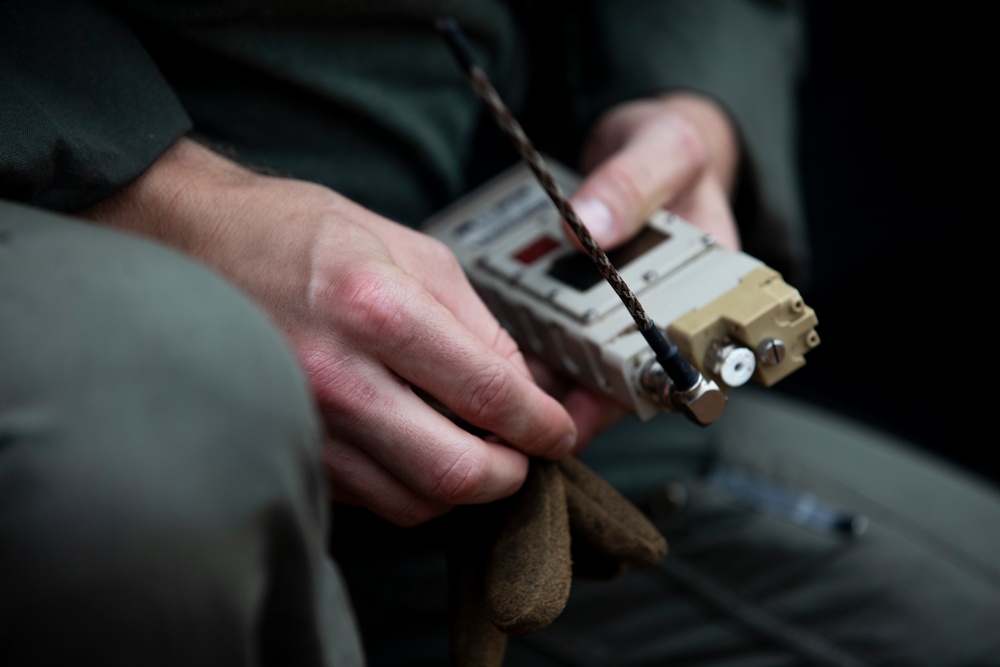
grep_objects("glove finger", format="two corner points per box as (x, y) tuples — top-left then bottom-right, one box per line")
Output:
(449, 539), (509, 667)
(485, 460), (572, 635)
(559, 456), (667, 565)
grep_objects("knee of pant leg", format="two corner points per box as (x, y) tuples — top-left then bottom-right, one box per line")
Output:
(1, 202), (322, 471)
(0, 208), (329, 660)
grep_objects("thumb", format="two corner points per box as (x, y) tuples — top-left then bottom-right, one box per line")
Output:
(568, 116), (708, 249)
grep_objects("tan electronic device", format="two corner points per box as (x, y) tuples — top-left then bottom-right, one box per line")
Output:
(423, 160), (820, 421)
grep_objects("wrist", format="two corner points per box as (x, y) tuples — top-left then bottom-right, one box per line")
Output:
(81, 137), (255, 251)
(79, 137), (323, 321)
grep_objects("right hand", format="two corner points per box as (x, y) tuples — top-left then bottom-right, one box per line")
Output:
(83, 138), (578, 526)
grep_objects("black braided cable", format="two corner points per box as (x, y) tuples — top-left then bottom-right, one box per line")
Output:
(434, 14), (700, 391)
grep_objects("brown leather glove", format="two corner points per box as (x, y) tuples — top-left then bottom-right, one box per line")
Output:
(447, 456), (668, 667)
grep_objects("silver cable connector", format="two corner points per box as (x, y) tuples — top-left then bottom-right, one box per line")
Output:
(640, 360), (727, 427)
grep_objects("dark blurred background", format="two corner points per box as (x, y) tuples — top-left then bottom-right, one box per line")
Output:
(777, 6), (992, 481)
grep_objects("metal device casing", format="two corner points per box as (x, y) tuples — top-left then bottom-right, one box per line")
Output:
(423, 161), (819, 421)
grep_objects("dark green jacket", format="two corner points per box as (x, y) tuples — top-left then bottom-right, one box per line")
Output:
(0, 0), (806, 278)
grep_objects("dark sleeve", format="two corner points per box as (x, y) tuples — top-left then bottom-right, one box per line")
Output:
(578, 0), (808, 282)
(0, 0), (191, 212)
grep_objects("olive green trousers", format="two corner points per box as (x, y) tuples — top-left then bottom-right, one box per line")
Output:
(339, 392), (1000, 667)
(0, 201), (363, 666)
(4, 200), (999, 666)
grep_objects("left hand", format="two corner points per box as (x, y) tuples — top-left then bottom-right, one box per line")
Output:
(544, 92), (743, 448)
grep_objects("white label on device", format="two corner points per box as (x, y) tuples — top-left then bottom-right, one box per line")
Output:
(448, 184), (553, 250)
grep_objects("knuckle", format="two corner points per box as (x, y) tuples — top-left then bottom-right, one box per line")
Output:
(492, 327), (524, 366)
(600, 161), (648, 212)
(422, 236), (464, 276)
(457, 364), (514, 425)
(303, 352), (382, 420)
(337, 268), (411, 341)
(426, 447), (490, 504)
(666, 114), (710, 170)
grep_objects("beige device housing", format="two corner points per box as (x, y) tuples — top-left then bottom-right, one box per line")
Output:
(423, 161), (819, 421)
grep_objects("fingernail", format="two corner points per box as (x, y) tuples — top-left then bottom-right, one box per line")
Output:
(571, 197), (614, 246)
(554, 432), (576, 457)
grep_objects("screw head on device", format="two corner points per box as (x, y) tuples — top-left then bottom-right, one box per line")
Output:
(757, 338), (787, 366)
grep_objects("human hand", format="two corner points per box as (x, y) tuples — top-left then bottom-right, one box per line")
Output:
(569, 92), (741, 252)
(545, 93), (743, 442)
(82, 138), (577, 526)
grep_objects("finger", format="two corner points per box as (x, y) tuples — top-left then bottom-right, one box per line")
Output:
(558, 456), (667, 565)
(375, 226), (537, 382)
(671, 177), (741, 252)
(526, 359), (623, 449)
(311, 352), (532, 506)
(335, 267), (577, 458)
(323, 439), (453, 527)
(561, 389), (624, 451)
(569, 114), (708, 249)
(421, 264), (534, 382)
